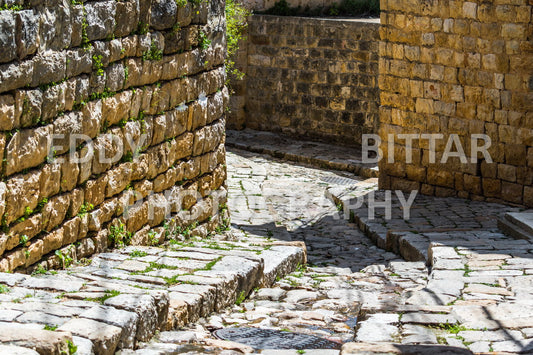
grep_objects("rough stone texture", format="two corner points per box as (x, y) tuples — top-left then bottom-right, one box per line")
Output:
(0, 0), (229, 271)
(0, 325), (73, 355)
(0, 226), (305, 353)
(58, 318), (121, 355)
(228, 16), (380, 146)
(379, 0), (533, 207)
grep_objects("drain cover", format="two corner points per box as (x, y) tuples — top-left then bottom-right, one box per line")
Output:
(320, 176), (358, 186)
(213, 327), (342, 350)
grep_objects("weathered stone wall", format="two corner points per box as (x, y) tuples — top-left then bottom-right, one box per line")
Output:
(0, 0), (229, 272)
(228, 15), (380, 146)
(379, 0), (533, 207)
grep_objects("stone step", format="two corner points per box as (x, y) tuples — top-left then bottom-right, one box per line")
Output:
(0, 234), (306, 354)
(498, 212), (533, 241)
(226, 129), (379, 178)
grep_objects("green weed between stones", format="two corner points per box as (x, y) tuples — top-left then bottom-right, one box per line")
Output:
(235, 291), (246, 305)
(129, 250), (148, 258)
(66, 340), (78, 355)
(84, 290), (121, 304)
(198, 30), (211, 50)
(77, 202), (94, 217)
(142, 42), (163, 61)
(108, 223), (133, 248)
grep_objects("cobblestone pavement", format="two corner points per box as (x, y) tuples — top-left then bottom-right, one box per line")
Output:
(134, 149), (533, 355)
(2, 147), (532, 354)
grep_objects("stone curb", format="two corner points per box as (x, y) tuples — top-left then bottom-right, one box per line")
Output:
(226, 129), (379, 179)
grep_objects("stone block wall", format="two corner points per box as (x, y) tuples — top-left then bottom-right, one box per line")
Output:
(228, 15), (380, 146)
(379, 0), (533, 207)
(0, 0), (229, 272)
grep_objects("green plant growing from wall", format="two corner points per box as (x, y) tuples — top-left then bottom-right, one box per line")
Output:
(78, 202), (94, 217)
(92, 54), (104, 76)
(0, 3), (24, 10)
(109, 223), (133, 248)
(198, 30), (211, 50)
(148, 230), (159, 246)
(55, 248), (73, 269)
(142, 42), (163, 61)
(225, 0), (249, 87)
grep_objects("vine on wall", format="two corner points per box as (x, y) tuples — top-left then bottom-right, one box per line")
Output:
(225, 0), (250, 89)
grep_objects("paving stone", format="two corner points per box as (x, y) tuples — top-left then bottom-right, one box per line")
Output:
(0, 345), (40, 355)
(0, 309), (22, 321)
(401, 324), (437, 344)
(72, 335), (95, 355)
(255, 288), (287, 301)
(158, 331), (197, 343)
(463, 283), (513, 296)
(405, 289), (456, 306)
(465, 341), (490, 353)
(426, 279), (464, 297)
(116, 260), (150, 272)
(0, 325), (73, 355)
(168, 284), (217, 317)
(103, 294), (160, 342)
(458, 329), (524, 342)
(0, 273), (28, 286)
(58, 318), (121, 355)
(79, 305), (138, 348)
(365, 313), (400, 324)
(20, 275), (84, 292)
(401, 312), (457, 325)
(491, 339), (533, 353)
(174, 274), (238, 310)
(341, 342), (474, 354)
(355, 321), (399, 342)
(522, 328), (533, 338)
(16, 311), (69, 327)
(284, 289), (320, 303)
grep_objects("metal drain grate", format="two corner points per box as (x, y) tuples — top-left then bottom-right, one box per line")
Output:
(320, 176), (358, 186)
(213, 327), (342, 350)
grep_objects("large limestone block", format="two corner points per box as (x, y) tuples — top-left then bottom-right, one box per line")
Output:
(79, 305), (138, 349)
(58, 318), (121, 355)
(0, 325), (73, 355)
(6, 126), (51, 176)
(84, 1), (116, 41)
(104, 293), (160, 342)
(0, 11), (16, 63)
(4, 171), (41, 225)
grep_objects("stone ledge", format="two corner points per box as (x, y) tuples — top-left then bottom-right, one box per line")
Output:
(226, 129), (379, 179)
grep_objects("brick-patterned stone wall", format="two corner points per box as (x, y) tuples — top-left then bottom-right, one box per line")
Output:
(379, 0), (533, 207)
(0, 0), (229, 272)
(228, 15), (380, 146)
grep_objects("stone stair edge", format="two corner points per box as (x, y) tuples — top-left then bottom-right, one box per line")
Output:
(0, 240), (307, 354)
(225, 131), (379, 179)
